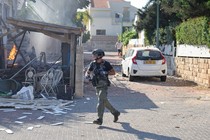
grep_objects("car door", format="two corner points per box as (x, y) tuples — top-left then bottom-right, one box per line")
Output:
(122, 49), (134, 76)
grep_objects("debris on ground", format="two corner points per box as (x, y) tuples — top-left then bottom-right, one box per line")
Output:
(0, 97), (74, 134)
(0, 98), (73, 110)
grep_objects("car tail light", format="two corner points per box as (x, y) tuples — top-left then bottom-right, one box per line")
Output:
(161, 54), (166, 65)
(132, 55), (137, 64)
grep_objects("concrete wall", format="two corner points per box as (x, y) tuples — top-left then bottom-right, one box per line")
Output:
(175, 57), (210, 88)
(176, 44), (210, 58)
(84, 35), (118, 51)
(75, 42), (84, 98)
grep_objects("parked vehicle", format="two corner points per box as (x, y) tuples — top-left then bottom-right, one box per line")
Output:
(121, 47), (167, 81)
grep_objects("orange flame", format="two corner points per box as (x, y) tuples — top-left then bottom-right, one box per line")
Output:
(8, 44), (17, 60)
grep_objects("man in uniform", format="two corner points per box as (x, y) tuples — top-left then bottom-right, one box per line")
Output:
(85, 49), (120, 125)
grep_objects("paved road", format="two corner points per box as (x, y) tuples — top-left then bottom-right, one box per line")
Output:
(0, 52), (210, 140)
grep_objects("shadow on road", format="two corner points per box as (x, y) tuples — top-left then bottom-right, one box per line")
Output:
(98, 122), (181, 140)
(83, 82), (159, 112)
(127, 76), (198, 87)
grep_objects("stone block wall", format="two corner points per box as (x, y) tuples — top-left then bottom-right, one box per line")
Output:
(175, 57), (210, 88)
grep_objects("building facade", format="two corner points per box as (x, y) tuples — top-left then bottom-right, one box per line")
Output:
(86, 0), (138, 51)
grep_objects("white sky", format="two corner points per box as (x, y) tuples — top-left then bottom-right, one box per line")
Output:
(125, 0), (149, 9)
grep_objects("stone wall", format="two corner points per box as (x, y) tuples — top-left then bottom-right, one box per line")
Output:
(175, 57), (210, 88)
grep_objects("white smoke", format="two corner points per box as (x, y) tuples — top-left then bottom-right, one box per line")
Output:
(22, 0), (83, 26)
(16, 0), (86, 63)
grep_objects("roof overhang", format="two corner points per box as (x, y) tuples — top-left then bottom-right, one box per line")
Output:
(6, 17), (83, 43)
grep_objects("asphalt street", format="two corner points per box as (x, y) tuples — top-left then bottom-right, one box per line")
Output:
(0, 52), (209, 140)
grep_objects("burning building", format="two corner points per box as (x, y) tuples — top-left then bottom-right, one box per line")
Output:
(0, 0), (88, 98)
(5, 17), (83, 97)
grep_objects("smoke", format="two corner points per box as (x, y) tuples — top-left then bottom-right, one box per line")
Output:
(19, 0), (84, 26)
(15, 0), (85, 64)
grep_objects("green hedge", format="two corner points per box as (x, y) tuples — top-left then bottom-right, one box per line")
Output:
(176, 17), (210, 48)
(119, 29), (138, 46)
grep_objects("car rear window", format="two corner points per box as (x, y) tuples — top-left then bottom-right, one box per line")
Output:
(136, 50), (162, 60)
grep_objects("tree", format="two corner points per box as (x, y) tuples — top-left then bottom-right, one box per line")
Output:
(134, 3), (178, 45)
(161, 0), (210, 21)
(134, 0), (210, 45)
(73, 10), (92, 28)
(73, 10), (92, 43)
(119, 29), (138, 46)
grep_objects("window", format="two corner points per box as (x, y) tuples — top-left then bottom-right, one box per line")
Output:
(96, 30), (106, 35)
(115, 13), (120, 18)
(125, 49), (134, 58)
(115, 13), (122, 23)
(136, 50), (162, 60)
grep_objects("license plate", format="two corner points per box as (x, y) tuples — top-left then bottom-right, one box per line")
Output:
(144, 60), (156, 64)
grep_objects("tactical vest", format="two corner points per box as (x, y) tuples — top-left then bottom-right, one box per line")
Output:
(91, 61), (110, 87)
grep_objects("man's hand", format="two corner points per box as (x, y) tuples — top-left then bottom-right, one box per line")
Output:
(85, 71), (91, 80)
(84, 73), (92, 83)
(108, 69), (115, 75)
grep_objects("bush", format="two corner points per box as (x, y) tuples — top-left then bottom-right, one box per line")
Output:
(119, 29), (138, 46)
(176, 16), (210, 48)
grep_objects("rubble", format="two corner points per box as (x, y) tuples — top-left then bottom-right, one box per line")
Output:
(27, 127), (34, 130)
(0, 97), (74, 134)
(14, 121), (23, 124)
(0, 98), (73, 110)
(17, 116), (27, 120)
(5, 129), (14, 134)
(50, 122), (64, 126)
(37, 116), (45, 120)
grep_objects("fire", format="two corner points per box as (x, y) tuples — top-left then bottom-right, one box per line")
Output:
(8, 44), (18, 60)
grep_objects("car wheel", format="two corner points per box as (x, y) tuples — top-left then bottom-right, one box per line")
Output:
(128, 71), (134, 81)
(160, 76), (166, 82)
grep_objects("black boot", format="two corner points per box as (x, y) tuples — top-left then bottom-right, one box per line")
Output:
(112, 111), (120, 122)
(93, 118), (103, 125)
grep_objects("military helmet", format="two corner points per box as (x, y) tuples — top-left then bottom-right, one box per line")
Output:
(92, 49), (105, 58)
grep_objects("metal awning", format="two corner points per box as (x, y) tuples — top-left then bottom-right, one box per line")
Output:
(6, 17), (83, 42)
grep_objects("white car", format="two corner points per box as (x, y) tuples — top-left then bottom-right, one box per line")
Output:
(121, 47), (167, 81)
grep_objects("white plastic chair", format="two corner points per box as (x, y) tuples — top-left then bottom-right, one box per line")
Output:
(39, 68), (56, 97)
(52, 69), (63, 93)
(22, 66), (36, 88)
